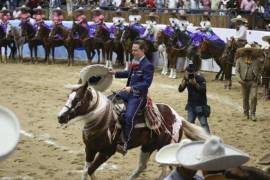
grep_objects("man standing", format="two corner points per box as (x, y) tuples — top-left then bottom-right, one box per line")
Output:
(235, 44), (263, 121)
(178, 63), (210, 133)
(110, 40), (154, 154)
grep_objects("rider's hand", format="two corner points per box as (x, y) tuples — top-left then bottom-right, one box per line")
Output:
(124, 86), (132, 93)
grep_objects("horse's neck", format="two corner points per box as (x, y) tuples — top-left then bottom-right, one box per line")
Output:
(82, 90), (117, 132)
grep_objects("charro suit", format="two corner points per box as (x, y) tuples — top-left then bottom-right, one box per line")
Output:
(115, 57), (154, 142)
(235, 56), (263, 117)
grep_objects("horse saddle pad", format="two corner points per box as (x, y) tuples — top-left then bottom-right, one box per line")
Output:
(108, 94), (163, 130)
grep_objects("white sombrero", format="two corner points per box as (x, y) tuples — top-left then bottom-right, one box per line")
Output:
(0, 106), (20, 161)
(237, 44), (262, 55)
(155, 139), (192, 165)
(79, 65), (113, 92)
(176, 136), (250, 171)
(231, 15), (248, 23)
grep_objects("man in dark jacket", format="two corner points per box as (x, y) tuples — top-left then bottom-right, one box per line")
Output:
(110, 40), (154, 154)
(178, 63), (210, 133)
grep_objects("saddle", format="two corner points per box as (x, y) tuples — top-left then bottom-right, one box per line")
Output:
(108, 93), (163, 132)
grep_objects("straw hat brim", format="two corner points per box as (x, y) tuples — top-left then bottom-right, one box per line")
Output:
(0, 106), (20, 161)
(80, 65), (113, 92)
(237, 47), (262, 55)
(231, 17), (247, 23)
(262, 36), (270, 42)
(0, 9), (10, 14)
(155, 139), (192, 165)
(176, 141), (250, 171)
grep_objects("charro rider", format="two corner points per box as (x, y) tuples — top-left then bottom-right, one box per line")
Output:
(0, 7), (11, 34)
(74, 7), (90, 39)
(128, 7), (145, 37)
(110, 40), (154, 155)
(90, 7), (109, 38)
(51, 7), (65, 40)
(142, 12), (158, 42)
(32, 6), (48, 30)
(192, 12), (225, 53)
(110, 10), (126, 39)
(18, 5), (35, 25)
(231, 15), (248, 48)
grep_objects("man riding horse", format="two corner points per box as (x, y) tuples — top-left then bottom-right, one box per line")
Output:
(110, 11), (126, 39)
(110, 40), (154, 155)
(231, 15), (248, 48)
(0, 7), (11, 34)
(128, 7), (145, 38)
(32, 6), (47, 29)
(51, 7), (65, 40)
(142, 12), (158, 43)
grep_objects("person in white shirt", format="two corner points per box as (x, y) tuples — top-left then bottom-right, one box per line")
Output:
(128, 7), (142, 26)
(167, 0), (179, 12)
(231, 15), (248, 47)
(199, 13), (211, 32)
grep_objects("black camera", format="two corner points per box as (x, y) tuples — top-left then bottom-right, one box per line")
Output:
(188, 73), (195, 79)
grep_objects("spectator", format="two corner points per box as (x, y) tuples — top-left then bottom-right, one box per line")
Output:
(190, 0), (200, 13)
(155, 0), (164, 13)
(146, 0), (156, 8)
(167, 0), (179, 13)
(178, 62), (211, 133)
(240, 0), (257, 13)
(200, 0), (211, 10)
(138, 0), (147, 7)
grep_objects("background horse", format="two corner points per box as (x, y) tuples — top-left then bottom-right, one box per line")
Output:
(21, 21), (43, 63)
(58, 81), (209, 180)
(111, 27), (124, 66)
(199, 39), (226, 80)
(121, 26), (139, 70)
(0, 25), (16, 63)
(220, 38), (238, 89)
(35, 23), (51, 64)
(6, 25), (25, 63)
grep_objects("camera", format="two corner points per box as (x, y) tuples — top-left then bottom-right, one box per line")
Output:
(188, 73), (195, 79)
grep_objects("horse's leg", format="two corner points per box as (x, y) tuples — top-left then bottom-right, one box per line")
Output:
(34, 45), (38, 64)
(128, 150), (151, 180)
(82, 148), (97, 180)
(87, 151), (115, 178)
(86, 48), (92, 65)
(52, 47), (56, 64)
(125, 51), (129, 71)
(4, 45), (8, 63)
(71, 49), (75, 66)
(0, 46), (2, 63)
(102, 47), (105, 64)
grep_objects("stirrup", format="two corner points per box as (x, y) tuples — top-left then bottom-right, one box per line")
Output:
(116, 143), (127, 156)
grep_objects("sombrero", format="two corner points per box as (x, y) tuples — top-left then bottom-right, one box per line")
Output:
(262, 35), (270, 42)
(17, 5), (30, 13)
(52, 7), (64, 14)
(0, 106), (20, 161)
(176, 136), (250, 171)
(33, 6), (45, 13)
(237, 44), (262, 55)
(74, 7), (86, 16)
(79, 65), (113, 92)
(149, 12), (158, 18)
(0, 7), (10, 14)
(155, 139), (192, 165)
(231, 15), (248, 23)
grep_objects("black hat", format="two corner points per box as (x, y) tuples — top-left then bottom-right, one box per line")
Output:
(17, 5), (30, 13)
(0, 7), (10, 15)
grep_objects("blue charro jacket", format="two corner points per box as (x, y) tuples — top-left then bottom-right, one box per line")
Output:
(115, 57), (154, 98)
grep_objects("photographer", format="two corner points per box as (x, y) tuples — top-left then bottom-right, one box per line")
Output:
(178, 63), (210, 133)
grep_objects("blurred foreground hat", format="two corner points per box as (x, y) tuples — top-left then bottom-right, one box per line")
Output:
(0, 106), (20, 161)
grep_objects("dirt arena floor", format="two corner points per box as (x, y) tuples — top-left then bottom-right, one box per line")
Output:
(0, 63), (269, 180)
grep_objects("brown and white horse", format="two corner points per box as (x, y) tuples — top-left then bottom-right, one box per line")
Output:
(57, 80), (209, 180)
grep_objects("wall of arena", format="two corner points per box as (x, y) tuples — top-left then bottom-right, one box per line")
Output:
(8, 20), (270, 73)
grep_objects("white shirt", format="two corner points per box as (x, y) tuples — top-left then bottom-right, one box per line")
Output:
(112, 0), (122, 7)
(178, 20), (190, 31)
(129, 15), (141, 25)
(235, 25), (247, 40)
(143, 20), (157, 37)
(168, 0), (179, 8)
(113, 17), (125, 26)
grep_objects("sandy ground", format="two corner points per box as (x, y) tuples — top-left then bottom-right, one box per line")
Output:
(0, 63), (269, 180)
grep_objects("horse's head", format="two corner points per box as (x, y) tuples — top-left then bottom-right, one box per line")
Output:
(58, 82), (95, 124)
(71, 22), (88, 38)
(121, 26), (139, 42)
(114, 27), (124, 40)
(95, 25), (110, 40)
(36, 23), (50, 38)
(20, 21), (35, 37)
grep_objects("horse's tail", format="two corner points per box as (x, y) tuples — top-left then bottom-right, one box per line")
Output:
(181, 118), (210, 141)
(168, 105), (210, 141)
